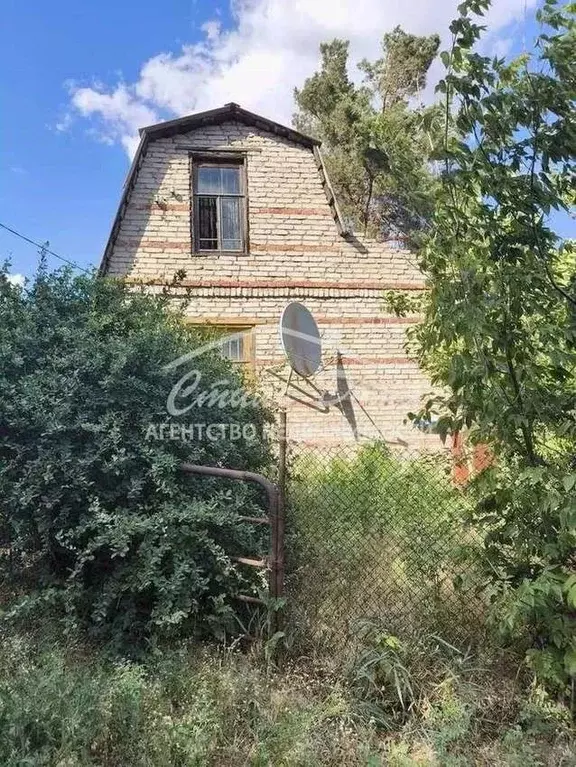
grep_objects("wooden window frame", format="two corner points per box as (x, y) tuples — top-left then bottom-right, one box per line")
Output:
(187, 321), (255, 370)
(190, 152), (249, 255)
(218, 325), (254, 368)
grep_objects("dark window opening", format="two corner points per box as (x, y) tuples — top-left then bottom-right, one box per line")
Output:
(193, 163), (245, 252)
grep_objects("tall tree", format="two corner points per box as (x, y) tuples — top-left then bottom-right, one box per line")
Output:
(294, 29), (441, 245)
(360, 27), (441, 110)
(413, 0), (576, 697)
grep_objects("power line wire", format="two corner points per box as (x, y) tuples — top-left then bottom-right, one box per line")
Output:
(0, 222), (92, 274)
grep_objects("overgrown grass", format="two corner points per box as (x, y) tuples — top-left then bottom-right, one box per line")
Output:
(287, 443), (486, 653)
(1, 447), (573, 765)
(0, 623), (574, 766)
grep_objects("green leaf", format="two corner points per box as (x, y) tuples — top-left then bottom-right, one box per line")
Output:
(564, 647), (576, 677)
(566, 583), (576, 609)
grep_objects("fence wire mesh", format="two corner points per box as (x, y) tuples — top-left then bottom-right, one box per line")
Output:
(284, 441), (487, 653)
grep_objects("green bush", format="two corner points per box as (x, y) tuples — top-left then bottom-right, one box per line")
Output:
(410, 0), (576, 699)
(0, 267), (271, 649)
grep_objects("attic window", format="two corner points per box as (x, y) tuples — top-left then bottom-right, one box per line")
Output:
(192, 160), (246, 252)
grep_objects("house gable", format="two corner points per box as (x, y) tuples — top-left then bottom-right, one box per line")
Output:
(99, 104), (434, 448)
(100, 103), (348, 276)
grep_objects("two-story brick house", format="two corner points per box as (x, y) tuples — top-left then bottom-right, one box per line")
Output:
(100, 102), (434, 448)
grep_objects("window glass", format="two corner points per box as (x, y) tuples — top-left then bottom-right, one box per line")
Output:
(197, 197), (218, 249)
(221, 167), (240, 194)
(220, 198), (242, 251)
(197, 167), (222, 194)
(197, 166), (241, 195)
(221, 335), (243, 361)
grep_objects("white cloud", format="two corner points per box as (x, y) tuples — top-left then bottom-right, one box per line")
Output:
(69, 83), (159, 156)
(66, 0), (536, 158)
(201, 20), (221, 42)
(7, 273), (25, 287)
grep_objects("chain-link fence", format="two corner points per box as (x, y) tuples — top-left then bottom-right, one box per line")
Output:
(284, 441), (487, 654)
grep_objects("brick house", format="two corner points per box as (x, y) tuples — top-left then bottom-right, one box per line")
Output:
(100, 102), (436, 449)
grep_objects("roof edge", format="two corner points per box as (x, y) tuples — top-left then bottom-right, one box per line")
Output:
(98, 133), (148, 275)
(139, 102), (321, 148)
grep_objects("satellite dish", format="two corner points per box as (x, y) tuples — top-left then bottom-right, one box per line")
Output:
(279, 302), (322, 377)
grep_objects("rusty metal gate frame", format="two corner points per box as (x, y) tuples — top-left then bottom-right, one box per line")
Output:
(180, 459), (285, 621)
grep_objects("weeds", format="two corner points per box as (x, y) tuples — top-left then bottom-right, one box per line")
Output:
(0, 628), (382, 766)
(287, 443), (486, 655)
(0, 623), (574, 766)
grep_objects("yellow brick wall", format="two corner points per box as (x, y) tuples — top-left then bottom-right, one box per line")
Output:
(105, 120), (440, 450)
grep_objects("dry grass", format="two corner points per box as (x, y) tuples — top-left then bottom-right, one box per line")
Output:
(0, 622), (574, 766)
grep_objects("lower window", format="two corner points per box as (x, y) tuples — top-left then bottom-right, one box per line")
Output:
(209, 325), (254, 366)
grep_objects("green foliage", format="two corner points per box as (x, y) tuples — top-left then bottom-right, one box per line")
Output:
(1, 625), (574, 766)
(348, 626), (416, 725)
(287, 444), (485, 652)
(293, 31), (441, 243)
(0, 267), (271, 650)
(359, 28), (440, 111)
(413, 0), (576, 696)
(0, 630), (383, 766)
(383, 289), (426, 318)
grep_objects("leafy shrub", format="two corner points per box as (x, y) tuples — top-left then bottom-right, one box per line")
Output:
(471, 462), (576, 699)
(411, 0), (576, 698)
(0, 267), (271, 649)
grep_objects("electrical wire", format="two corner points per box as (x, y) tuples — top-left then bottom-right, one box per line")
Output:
(0, 221), (92, 275)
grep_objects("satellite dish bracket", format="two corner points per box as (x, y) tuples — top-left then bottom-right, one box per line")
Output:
(283, 367), (293, 397)
(268, 368), (329, 412)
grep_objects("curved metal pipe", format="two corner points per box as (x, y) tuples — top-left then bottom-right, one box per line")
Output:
(179, 462), (284, 610)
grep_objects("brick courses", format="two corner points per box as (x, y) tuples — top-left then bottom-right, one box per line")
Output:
(103, 116), (439, 449)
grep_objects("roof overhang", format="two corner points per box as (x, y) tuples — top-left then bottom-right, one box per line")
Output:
(139, 102), (320, 148)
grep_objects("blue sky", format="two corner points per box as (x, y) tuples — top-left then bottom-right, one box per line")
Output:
(1, 0), (572, 280)
(0, 0), (232, 277)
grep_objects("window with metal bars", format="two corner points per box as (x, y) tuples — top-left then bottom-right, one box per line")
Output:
(193, 161), (245, 252)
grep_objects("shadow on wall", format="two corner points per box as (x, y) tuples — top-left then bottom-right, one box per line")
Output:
(342, 232), (369, 255)
(279, 354), (360, 440)
(334, 352), (358, 439)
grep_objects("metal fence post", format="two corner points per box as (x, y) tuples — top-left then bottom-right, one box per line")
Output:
(274, 409), (287, 631)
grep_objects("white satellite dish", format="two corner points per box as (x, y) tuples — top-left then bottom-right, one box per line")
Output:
(279, 302), (322, 377)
